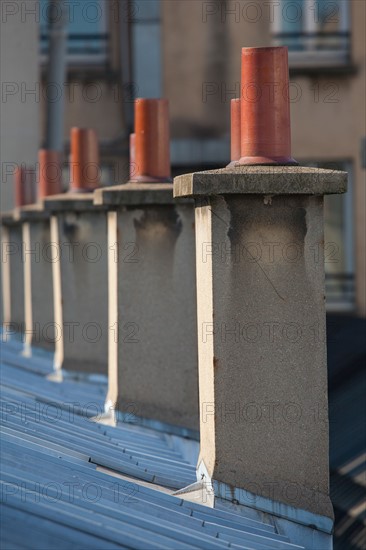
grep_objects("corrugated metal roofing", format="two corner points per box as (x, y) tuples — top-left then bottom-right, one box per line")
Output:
(1, 337), (304, 550)
(327, 314), (366, 550)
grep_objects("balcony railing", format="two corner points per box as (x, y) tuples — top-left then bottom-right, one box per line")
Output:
(325, 273), (355, 311)
(40, 32), (109, 64)
(272, 31), (350, 67)
(273, 30), (350, 49)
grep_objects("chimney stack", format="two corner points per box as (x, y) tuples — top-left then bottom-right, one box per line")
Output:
(1, 211), (24, 335)
(174, 46), (347, 543)
(94, 98), (199, 435)
(2, 166), (36, 336)
(43, 129), (108, 376)
(2, 158), (58, 344)
(22, 150), (63, 352)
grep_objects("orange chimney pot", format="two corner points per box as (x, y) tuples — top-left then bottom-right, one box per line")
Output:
(230, 98), (241, 163)
(129, 133), (136, 180)
(38, 150), (62, 199)
(14, 166), (36, 207)
(239, 46), (297, 165)
(134, 99), (171, 183)
(70, 128), (100, 191)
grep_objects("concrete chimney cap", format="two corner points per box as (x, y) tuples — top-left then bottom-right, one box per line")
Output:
(174, 166), (348, 198)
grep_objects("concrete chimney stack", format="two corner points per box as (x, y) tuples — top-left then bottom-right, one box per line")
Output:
(21, 150), (63, 352)
(174, 46), (347, 547)
(1, 167), (36, 336)
(44, 129), (108, 376)
(95, 98), (199, 435)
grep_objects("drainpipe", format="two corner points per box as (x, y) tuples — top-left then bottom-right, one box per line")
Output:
(119, 0), (134, 132)
(45, 0), (68, 153)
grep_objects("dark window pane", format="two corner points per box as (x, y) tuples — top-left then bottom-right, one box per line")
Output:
(40, 0), (108, 60)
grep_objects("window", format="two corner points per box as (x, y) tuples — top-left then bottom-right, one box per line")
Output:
(305, 161), (355, 310)
(272, 0), (350, 67)
(40, 0), (109, 64)
(130, 0), (162, 98)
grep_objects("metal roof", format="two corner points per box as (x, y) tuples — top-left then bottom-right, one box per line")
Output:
(1, 337), (304, 550)
(327, 314), (366, 550)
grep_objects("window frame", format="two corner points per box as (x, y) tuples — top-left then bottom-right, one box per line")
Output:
(302, 159), (355, 311)
(271, 0), (351, 69)
(40, 0), (109, 66)
(130, 0), (162, 99)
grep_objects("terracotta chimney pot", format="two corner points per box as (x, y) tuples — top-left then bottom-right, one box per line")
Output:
(70, 128), (100, 191)
(134, 99), (171, 183)
(14, 166), (36, 207)
(228, 98), (241, 166)
(129, 133), (136, 180)
(38, 150), (62, 199)
(239, 46), (297, 165)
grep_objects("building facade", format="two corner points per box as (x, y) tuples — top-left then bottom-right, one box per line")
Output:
(1, 0), (365, 315)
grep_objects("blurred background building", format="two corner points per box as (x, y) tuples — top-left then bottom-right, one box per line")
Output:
(1, 1), (365, 547)
(1, 0), (365, 315)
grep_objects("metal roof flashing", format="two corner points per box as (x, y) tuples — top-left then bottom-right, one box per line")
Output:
(0, 334), (329, 549)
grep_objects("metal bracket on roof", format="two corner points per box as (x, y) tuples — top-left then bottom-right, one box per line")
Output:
(172, 460), (215, 507)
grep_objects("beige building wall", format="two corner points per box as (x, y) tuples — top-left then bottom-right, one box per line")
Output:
(0, 0), (40, 211)
(38, 0), (129, 186)
(162, 1), (365, 316)
(290, 1), (365, 315)
(2, 0), (364, 314)
(163, 1), (271, 138)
